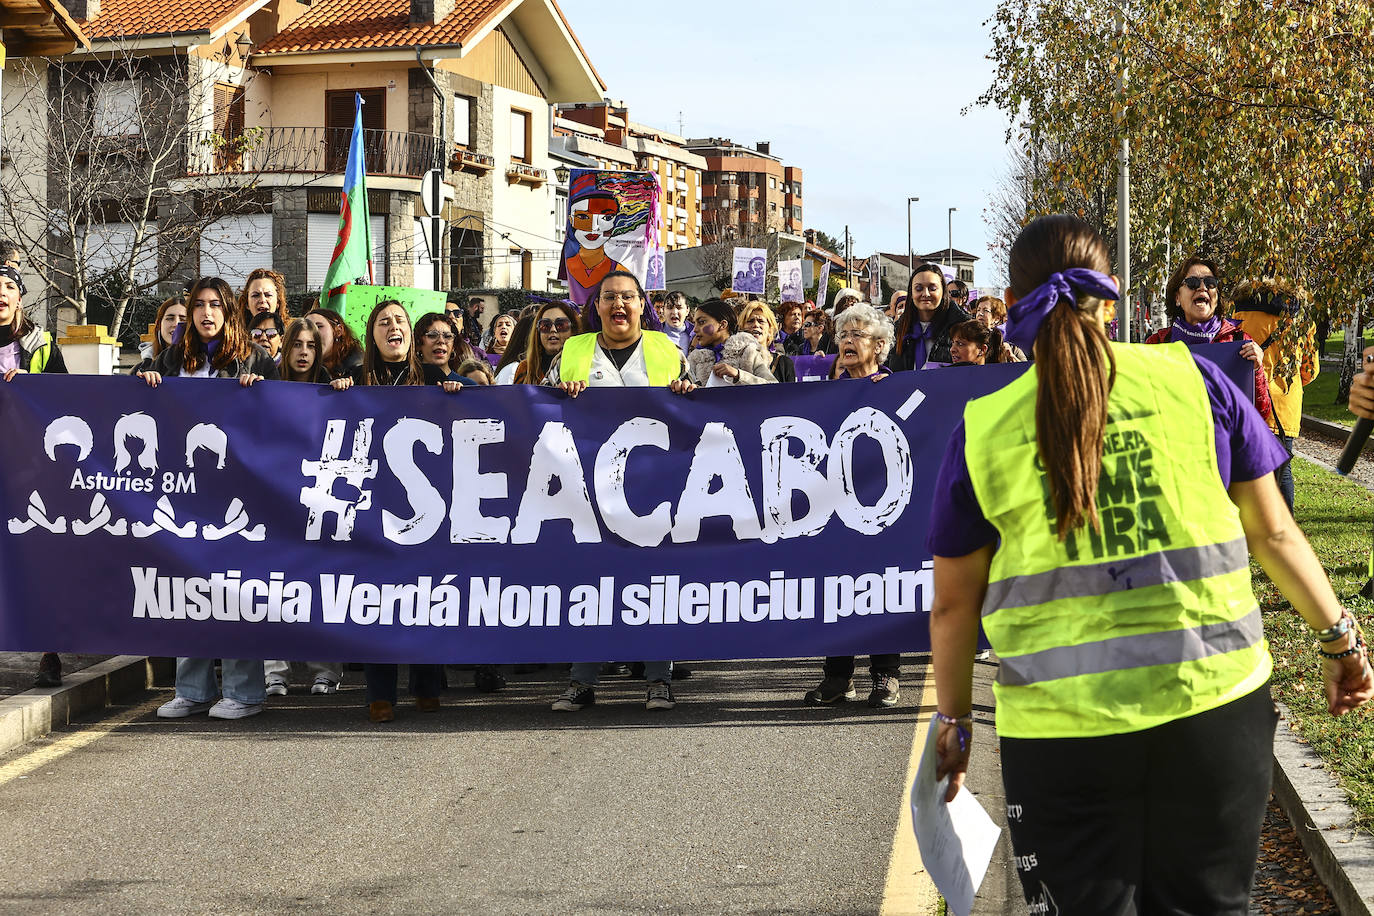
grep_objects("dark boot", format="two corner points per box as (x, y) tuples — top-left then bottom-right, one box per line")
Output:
(33, 653), (62, 688)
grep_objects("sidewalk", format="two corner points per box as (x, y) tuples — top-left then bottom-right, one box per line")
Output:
(0, 652), (113, 698)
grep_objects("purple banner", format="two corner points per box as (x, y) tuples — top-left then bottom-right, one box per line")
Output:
(793, 354), (836, 381)
(0, 344), (1254, 664)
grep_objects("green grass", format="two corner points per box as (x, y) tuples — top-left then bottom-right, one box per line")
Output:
(1253, 458), (1374, 831)
(1302, 369), (1356, 427)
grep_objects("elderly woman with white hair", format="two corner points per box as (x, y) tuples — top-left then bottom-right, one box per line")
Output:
(829, 302), (894, 381)
(806, 301), (904, 709)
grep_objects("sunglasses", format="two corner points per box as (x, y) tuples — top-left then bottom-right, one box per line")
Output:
(1183, 276), (1220, 291)
(538, 317), (572, 332)
(249, 328), (280, 340)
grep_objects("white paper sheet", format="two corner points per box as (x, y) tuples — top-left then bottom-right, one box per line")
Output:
(909, 722), (1002, 916)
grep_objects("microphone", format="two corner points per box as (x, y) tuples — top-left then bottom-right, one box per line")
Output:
(1338, 418), (1374, 475)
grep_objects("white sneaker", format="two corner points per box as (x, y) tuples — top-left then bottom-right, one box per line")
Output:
(310, 677), (339, 695)
(157, 696), (214, 718)
(265, 679), (288, 697)
(208, 698), (263, 719)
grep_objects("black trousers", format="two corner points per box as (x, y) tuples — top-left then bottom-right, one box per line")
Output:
(1000, 682), (1277, 915)
(822, 654), (901, 679)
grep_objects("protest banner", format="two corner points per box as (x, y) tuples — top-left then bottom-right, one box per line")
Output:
(338, 285), (449, 343)
(558, 170), (662, 306)
(0, 345), (1252, 664)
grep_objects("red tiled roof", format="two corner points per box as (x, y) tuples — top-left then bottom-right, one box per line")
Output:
(77, 0), (252, 39)
(255, 0), (508, 54)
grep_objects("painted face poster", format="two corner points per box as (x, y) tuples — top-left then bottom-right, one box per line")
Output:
(815, 260), (832, 307)
(779, 259), (804, 302)
(733, 247), (767, 295)
(559, 170), (662, 306)
(338, 285), (449, 343)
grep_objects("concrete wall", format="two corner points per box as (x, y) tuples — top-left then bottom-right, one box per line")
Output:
(268, 64), (412, 134)
(0, 58), (52, 322)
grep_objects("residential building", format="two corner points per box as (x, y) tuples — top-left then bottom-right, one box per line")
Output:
(688, 138), (802, 244)
(915, 248), (979, 285)
(554, 100), (706, 252)
(18, 0), (604, 325)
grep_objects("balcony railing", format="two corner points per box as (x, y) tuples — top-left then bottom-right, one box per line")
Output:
(186, 127), (443, 179)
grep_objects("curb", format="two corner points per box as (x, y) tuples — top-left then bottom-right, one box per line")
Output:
(1301, 413), (1361, 446)
(1271, 703), (1374, 916)
(0, 656), (173, 759)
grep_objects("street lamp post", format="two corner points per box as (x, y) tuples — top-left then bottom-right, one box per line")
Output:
(906, 196), (918, 293)
(947, 207), (958, 272)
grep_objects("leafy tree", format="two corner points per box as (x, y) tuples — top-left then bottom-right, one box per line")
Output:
(981, 0), (1374, 365)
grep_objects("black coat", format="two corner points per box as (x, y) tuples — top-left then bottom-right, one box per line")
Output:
(151, 342), (277, 379)
(889, 304), (971, 371)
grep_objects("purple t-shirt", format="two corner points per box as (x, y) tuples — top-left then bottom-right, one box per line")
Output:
(926, 354), (1290, 557)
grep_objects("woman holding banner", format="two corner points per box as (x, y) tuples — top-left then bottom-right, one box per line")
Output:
(331, 300), (462, 722)
(928, 215), (1371, 913)
(141, 276), (274, 720)
(740, 301), (795, 383)
(0, 264), (69, 688)
(305, 307), (364, 383)
(545, 269), (692, 712)
(890, 264), (969, 371)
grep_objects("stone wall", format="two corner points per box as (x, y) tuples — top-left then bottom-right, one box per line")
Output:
(273, 188), (310, 294)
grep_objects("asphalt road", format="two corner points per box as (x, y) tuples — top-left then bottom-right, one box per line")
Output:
(0, 658), (1014, 916)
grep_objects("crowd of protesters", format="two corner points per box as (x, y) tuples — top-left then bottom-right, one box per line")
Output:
(0, 239), (1362, 727)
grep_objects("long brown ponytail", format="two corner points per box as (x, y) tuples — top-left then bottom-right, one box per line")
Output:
(1008, 216), (1116, 539)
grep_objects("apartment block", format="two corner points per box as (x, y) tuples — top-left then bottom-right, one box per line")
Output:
(687, 138), (802, 244)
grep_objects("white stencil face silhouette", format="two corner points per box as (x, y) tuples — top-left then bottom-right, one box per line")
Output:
(43, 416), (93, 462)
(113, 412), (159, 474)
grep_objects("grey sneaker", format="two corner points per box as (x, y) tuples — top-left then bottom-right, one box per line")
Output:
(551, 682), (595, 712)
(157, 696), (214, 718)
(208, 698), (264, 719)
(265, 678), (288, 697)
(867, 674), (900, 709)
(804, 677), (857, 706)
(310, 677), (339, 695)
(646, 680), (675, 710)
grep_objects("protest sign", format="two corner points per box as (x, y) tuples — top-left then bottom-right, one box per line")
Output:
(815, 261), (832, 307)
(339, 285), (449, 343)
(779, 260), (804, 302)
(0, 345), (1252, 664)
(732, 248), (768, 295)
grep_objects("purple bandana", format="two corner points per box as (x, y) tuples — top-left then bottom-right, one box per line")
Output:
(1004, 269), (1120, 352)
(1169, 314), (1222, 346)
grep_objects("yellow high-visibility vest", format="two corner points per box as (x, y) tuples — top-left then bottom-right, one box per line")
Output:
(963, 341), (1271, 738)
(559, 331), (681, 387)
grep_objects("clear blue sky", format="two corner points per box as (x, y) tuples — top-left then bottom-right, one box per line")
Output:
(558, 0), (1011, 289)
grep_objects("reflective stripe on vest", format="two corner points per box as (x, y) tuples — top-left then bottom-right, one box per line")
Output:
(963, 341), (1271, 739)
(982, 537), (1250, 616)
(559, 331), (681, 386)
(27, 332), (51, 373)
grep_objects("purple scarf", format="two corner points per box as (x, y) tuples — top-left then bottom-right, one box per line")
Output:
(1169, 315), (1222, 346)
(1004, 269), (1120, 352)
(903, 321), (934, 370)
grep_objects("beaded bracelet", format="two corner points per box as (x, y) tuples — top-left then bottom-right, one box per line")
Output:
(1312, 610), (1356, 643)
(1318, 630), (1366, 661)
(933, 711), (974, 753)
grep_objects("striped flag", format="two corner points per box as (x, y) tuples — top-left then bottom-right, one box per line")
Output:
(321, 93), (373, 311)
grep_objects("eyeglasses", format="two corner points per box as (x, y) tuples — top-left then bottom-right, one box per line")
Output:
(599, 292), (639, 304)
(949, 289), (967, 298)
(1182, 276), (1220, 291)
(538, 317), (572, 332)
(802, 321), (817, 328)
(424, 331), (455, 342)
(836, 330), (874, 343)
(249, 328), (280, 340)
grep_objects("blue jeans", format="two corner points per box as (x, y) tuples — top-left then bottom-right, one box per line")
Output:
(364, 664), (444, 704)
(1276, 435), (1295, 514)
(175, 658), (266, 705)
(570, 661), (671, 685)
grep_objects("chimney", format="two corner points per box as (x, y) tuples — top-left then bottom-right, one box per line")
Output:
(410, 0), (453, 25)
(68, 0), (99, 19)
(755, 141), (771, 155)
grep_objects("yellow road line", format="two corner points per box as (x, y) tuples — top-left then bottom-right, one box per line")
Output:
(878, 664), (942, 915)
(0, 694), (163, 787)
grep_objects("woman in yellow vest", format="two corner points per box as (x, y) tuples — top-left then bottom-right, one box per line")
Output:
(544, 269), (692, 712)
(928, 215), (1371, 914)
